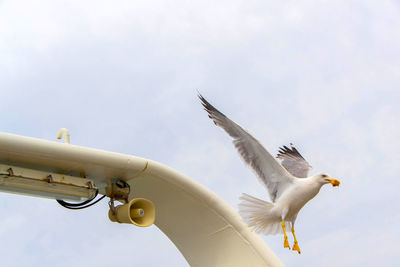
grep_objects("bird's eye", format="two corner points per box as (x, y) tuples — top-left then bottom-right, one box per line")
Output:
(321, 174), (327, 178)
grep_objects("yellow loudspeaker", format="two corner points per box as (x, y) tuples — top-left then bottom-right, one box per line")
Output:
(109, 198), (155, 227)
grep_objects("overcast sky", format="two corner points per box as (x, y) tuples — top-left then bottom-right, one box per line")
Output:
(1, 0), (400, 266)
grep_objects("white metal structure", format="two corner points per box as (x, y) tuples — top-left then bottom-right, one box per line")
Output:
(0, 132), (284, 267)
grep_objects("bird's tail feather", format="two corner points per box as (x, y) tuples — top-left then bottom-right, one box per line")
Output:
(239, 193), (290, 235)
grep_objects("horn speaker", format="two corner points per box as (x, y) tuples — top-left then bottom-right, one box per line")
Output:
(109, 198), (155, 227)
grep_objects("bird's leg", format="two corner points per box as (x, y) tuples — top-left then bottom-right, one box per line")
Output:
(281, 220), (290, 249)
(291, 226), (301, 254)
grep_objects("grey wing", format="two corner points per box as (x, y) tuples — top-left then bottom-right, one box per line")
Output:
(276, 144), (312, 178)
(199, 94), (294, 202)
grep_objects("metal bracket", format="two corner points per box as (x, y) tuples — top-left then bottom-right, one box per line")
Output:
(106, 178), (130, 203)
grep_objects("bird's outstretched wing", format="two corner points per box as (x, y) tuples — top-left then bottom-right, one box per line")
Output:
(199, 94), (293, 202)
(276, 144), (312, 178)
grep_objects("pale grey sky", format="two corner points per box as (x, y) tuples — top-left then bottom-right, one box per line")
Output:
(1, 0), (399, 266)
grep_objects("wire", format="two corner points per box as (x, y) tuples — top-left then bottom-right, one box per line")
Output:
(56, 190), (106, 210)
(57, 189), (98, 206)
(57, 195), (106, 210)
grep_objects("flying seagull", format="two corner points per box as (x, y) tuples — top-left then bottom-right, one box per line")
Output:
(199, 94), (340, 254)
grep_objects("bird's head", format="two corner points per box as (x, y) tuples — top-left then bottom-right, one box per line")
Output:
(316, 174), (340, 187)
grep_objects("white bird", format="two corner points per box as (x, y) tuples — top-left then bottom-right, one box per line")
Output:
(199, 94), (340, 254)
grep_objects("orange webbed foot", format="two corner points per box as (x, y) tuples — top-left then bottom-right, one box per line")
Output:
(292, 241), (301, 254)
(284, 237), (290, 249)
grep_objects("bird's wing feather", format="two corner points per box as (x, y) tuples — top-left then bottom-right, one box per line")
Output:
(199, 94), (294, 202)
(276, 144), (312, 178)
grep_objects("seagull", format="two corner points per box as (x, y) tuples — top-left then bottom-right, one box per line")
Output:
(199, 94), (340, 254)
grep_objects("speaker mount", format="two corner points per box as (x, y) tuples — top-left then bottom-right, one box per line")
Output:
(106, 179), (155, 227)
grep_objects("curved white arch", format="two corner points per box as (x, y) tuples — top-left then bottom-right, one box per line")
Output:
(0, 132), (284, 267)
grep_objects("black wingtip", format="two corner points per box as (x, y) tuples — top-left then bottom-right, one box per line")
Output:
(198, 93), (215, 113)
(276, 143), (306, 160)
(197, 90), (203, 100)
(198, 93), (228, 128)
(197, 92), (208, 107)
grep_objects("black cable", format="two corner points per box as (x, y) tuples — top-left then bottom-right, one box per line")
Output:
(56, 189), (106, 210)
(57, 195), (106, 210)
(57, 190), (98, 206)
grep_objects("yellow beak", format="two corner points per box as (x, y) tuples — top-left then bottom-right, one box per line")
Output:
(325, 178), (340, 187)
